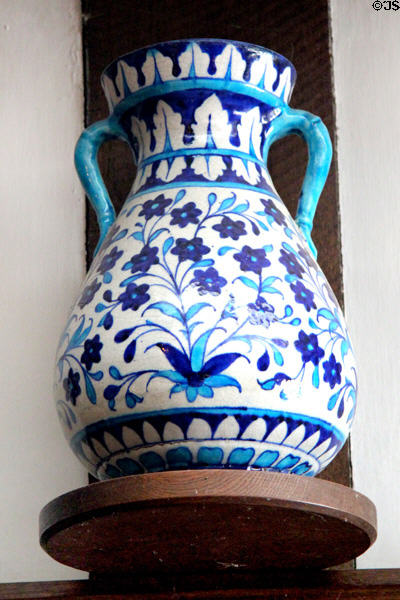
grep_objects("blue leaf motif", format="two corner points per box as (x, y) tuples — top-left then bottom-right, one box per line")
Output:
(255, 219), (269, 231)
(163, 236), (174, 256)
(186, 387), (198, 402)
(144, 302), (184, 323)
(186, 321), (202, 334)
(124, 340), (137, 363)
(173, 189), (186, 206)
(273, 350), (283, 366)
(190, 329), (216, 372)
(257, 349), (270, 371)
(84, 373), (96, 404)
(338, 398), (345, 419)
(189, 259), (214, 269)
(203, 374), (241, 391)
(231, 202), (249, 213)
(104, 384), (121, 402)
(258, 378), (275, 390)
(312, 364), (320, 388)
(115, 228), (128, 241)
(272, 338), (288, 348)
(236, 276), (258, 290)
(208, 192), (217, 206)
(115, 328), (134, 343)
(120, 274), (146, 286)
(282, 241), (297, 254)
(70, 318), (91, 347)
(149, 228), (168, 243)
(261, 276), (280, 291)
(95, 303), (107, 313)
(157, 344), (191, 376)
(328, 390), (341, 411)
(258, 372), (290, 390)
(91, 370), (103, 381)
(251, 221), (260, 235)
(308, 317), (318, 329)
(219, 194), (236, 211)
(132, 230), (144, 242)
(318, 308), (334, 321)
(202, 353), (243, 376)
(262, 286), (282, 296)
(186, 302), (210, 321)
(218, 246), (235, 256)
(109, 365), (123, 380)
(285, 305), (293, 317)
(104, 312), (113, 330)
(341, 339), (349, 358)
(148, 370), (187, 385)
(290, 318), (301, 326)
(284, 227), (294, 239)
(126, 391), (142, 408)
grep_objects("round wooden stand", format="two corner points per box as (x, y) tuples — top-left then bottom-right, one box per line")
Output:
(40, 470), (376, 575)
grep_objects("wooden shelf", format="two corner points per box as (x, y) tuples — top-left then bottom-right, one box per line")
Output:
(2, 570), (400, 599)
(40, 470), (376, 575)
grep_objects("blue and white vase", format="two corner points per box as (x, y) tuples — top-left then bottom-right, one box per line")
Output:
(55, 39), (357, 480)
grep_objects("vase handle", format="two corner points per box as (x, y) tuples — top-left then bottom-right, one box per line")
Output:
(74, 118), (125, 256)
(264, 107), (332, 258)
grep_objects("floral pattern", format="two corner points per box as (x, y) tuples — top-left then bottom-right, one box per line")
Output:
(56, 41), (355, 478)
(233, 245), (271, 275)
(191, 267), (227, 295)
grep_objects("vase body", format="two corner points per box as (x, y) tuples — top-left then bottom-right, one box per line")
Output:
(55, 40), (357, 480)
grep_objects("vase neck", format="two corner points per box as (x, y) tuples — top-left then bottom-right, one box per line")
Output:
(101, 40), (296, 197)
(120, 88), (282, 196)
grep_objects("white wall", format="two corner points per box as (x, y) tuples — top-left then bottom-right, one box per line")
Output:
(331, 0), (400, 568)
(0, 0), (398, 582)
(0, 0), (87, 581)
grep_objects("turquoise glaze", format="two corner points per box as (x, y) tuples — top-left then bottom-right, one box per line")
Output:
(56, 40), (356, 480)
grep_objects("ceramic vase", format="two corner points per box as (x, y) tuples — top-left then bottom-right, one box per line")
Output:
(55, 39), (357, 480)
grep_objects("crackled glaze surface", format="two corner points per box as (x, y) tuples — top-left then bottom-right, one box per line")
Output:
(55, 40), (356, 479)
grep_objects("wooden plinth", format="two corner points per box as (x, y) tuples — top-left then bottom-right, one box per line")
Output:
(39, 470), (376, 575)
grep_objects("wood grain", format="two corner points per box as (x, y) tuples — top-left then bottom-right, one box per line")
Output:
(1, 570), (400, 599)
(39, 471), (375, 575)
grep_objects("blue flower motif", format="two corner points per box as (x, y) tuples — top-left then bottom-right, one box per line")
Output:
(63, 368), (81, 405)
(149, 343), (243, 403)
(97, 246), (123, 275)
(290, 280), (316, 312)
(212, 216), (246, 240)
(294, 330), (324, 365)
(170, 202), (202, 228)
(279, 248), (305, 278)
(191, 267), (227, 295)
(323, 353), (342, 389)
(78, 278), (101, 309)
(233, 245), (270, 275)
(80, 334), (103, 371)
(124, 245), (159, 273)
(118, 283), (150, 311)
(139, 194), (172, 219)
(261, 198), (286, 226)
(171, 237), (210, 262)
(247, 296), (276, 327)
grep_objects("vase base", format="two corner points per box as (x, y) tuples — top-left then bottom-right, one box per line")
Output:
(39, 469), (376, 574)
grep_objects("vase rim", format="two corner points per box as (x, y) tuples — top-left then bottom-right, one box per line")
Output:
(101, 38), (296, 81)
